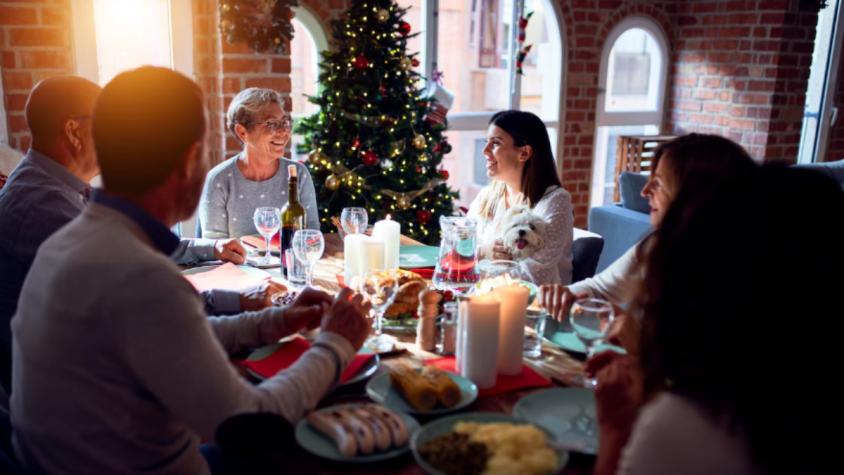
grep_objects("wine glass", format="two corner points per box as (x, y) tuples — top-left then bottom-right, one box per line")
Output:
(253, 207), (281, 265)
(570, 298), (615, 388)
(292, 230), (325, 287)
(356, 269), (399, 352)
(340, 207), (368, 235)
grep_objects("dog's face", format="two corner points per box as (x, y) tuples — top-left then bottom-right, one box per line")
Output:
(501, 205), (546, 259)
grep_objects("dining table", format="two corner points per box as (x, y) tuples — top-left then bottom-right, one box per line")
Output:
(200, 233), (598, 475)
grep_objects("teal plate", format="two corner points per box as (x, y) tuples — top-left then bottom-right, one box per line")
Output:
(399, 245), (440, 268)
(295, 403), (420, 463)
(542, 316), (625, 355)
(411, 412), (570, 475)
(245, 340), (380, 387)
(513, 388), (599, 455)
(366, 371), (478, 416)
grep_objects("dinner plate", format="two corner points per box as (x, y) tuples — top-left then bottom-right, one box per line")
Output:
(513, 387), (599, 455)
(245, 340), (380, 387)
(411, 412), (569, 475)
(295, 403), (420, 463)
(399, 245), (440, 269)
(366, 370), (478, 416)
(541, 315), (625, 355)
(181, 264), (272, 280)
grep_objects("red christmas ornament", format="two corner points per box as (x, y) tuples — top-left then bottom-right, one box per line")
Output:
(352, 55), (369, 70)
(417, 209), (432, 223)
(432, 142), (442, 154)
(411, 58), (420, 67)
(379, 84), (387, 95)
(439, 169), (450, 180)
(351, 137), (361, 149)
(398, 21), (411, 36)
(361, 150), (379, 166)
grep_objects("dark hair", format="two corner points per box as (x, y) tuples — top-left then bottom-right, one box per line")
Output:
(93, 66), (205, 193)
(489, 110), (562, 207)
(652, 133), (757, 196)
(25, 76), (101, 147)
(635, 165), (844, 474)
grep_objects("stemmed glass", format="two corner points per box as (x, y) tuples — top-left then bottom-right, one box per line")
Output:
(292, 230), (325, 287)
(253, 207), (281, 265)
(570, 298), (615, 388)
(340, 207), (368, 235)
(356, 269), (399, 352)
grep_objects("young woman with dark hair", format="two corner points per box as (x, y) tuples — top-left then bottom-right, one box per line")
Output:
(591, 165), (844, 475)
(468, 110), (574, 284)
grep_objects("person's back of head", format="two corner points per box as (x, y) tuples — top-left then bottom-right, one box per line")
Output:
(93, 66), (206, 206)
(636, 165), (844, 474)
(26, 76), (101, 150)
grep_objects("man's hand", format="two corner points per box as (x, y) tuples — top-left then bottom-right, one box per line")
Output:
(239, 280), (288, 312)
(538, 284), (588, 322)
(320, 288), (372, 350)
(214, 239), (246, 265)
(281, 288), (333, 332)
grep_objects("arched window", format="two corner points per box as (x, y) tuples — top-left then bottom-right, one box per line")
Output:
(290, 6), (328, 160)
(397, 0), (564, 206)
(591, 17), (668, 206)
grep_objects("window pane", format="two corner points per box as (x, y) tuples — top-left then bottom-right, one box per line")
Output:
(518, 0), (561, 121)
(591, 125), (659, 206)
(604, 28), (662, 112)
(92, 0), (171, 86)
(396, 0), (423, 67)
(439, 0), (510, 114)
(291, 19), (319, 117)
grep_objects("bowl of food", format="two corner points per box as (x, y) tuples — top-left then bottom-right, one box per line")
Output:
(411, 412), (569, 475)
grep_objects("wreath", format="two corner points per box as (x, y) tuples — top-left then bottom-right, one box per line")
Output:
(219, 0), (300, 54)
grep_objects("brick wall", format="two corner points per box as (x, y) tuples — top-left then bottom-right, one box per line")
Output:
(0, 0), (74, 150)
(669, 0), (819, 163)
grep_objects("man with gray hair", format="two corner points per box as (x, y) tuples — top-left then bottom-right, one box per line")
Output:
(199, 87), (319, 239)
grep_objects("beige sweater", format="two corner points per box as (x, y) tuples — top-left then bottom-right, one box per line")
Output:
(11, 203), (354, 475)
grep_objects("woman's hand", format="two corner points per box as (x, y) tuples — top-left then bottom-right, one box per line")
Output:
(538, 284), (587, 322)
(588, 351), (644, 431)
(214, 238), (247, 264)
(491, 239), (513, 260)
(606, 308), (641, 356)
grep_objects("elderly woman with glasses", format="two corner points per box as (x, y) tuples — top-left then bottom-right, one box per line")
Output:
(199, 88), (319, 239)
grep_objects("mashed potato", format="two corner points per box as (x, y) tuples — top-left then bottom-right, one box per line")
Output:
(454, 422), (557, 475)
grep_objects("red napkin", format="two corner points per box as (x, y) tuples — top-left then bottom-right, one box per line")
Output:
(424, 356), (552, 397)
(240, 337), (373, 384)
(405, 267), (434, 279)
(184, 262), (269, 292)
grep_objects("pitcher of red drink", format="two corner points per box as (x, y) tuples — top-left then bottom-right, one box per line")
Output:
(432, 216), (479, 295)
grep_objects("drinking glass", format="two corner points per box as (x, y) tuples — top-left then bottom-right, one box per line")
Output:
(253, 207), (281, 265)
(356, 269), (399, 352)
(340, 207), (368, 235)
(292, 230), (324, 287)
(570, 298), (615, 388)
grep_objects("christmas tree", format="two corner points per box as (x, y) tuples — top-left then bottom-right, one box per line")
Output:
(296, 0), (457, 245)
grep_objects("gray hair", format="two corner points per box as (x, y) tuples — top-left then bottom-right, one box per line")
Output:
(226, 87), (284, 142)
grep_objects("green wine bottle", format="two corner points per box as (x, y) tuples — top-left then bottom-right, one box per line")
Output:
(280, 164), (305, 272)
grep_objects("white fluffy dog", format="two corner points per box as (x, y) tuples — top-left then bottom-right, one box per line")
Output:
(501, 205), (547, 260)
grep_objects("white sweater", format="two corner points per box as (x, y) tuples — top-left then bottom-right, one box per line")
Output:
(468, 185), (573, 285)
(11, 203), (354, 475)
(568, 245), (639, 305)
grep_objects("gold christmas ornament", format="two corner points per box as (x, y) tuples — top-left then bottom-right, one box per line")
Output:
(412, 134), (426, 149)
(222, 3), (231, 12)
(400, 57), (412, 70)
(325, 174), (340, 190)
(377, 9), (389, 21)
(396, 195), (411, 210)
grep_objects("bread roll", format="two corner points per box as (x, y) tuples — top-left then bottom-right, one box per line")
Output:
(390, 365), (438, 412)
(421, 366), (462, 408)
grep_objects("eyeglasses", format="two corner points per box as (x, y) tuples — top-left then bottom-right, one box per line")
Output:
(259, 117), (292, 132)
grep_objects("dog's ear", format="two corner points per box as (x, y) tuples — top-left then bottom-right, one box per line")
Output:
(507, 205), (529, 219)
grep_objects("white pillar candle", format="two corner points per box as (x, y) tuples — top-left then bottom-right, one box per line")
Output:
(361, 235), (385, 272)
(459, 292), (500, 389)
(495, 283), (529, 375)
(372, 215), (401, 270)
(343, 234), (366, 286)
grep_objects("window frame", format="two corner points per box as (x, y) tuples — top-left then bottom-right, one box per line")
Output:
(417, 0), (566, 174)
(591, 16), (669, 207)
(69, 0), (194, 84)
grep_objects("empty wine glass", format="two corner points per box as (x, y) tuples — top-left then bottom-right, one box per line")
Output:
(570, 298), (615, 388)
(253, 207), (281, 265)
(292, 230), (324, 287)
(340, 207), (368, 235)
(356, 269), (399, 352)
